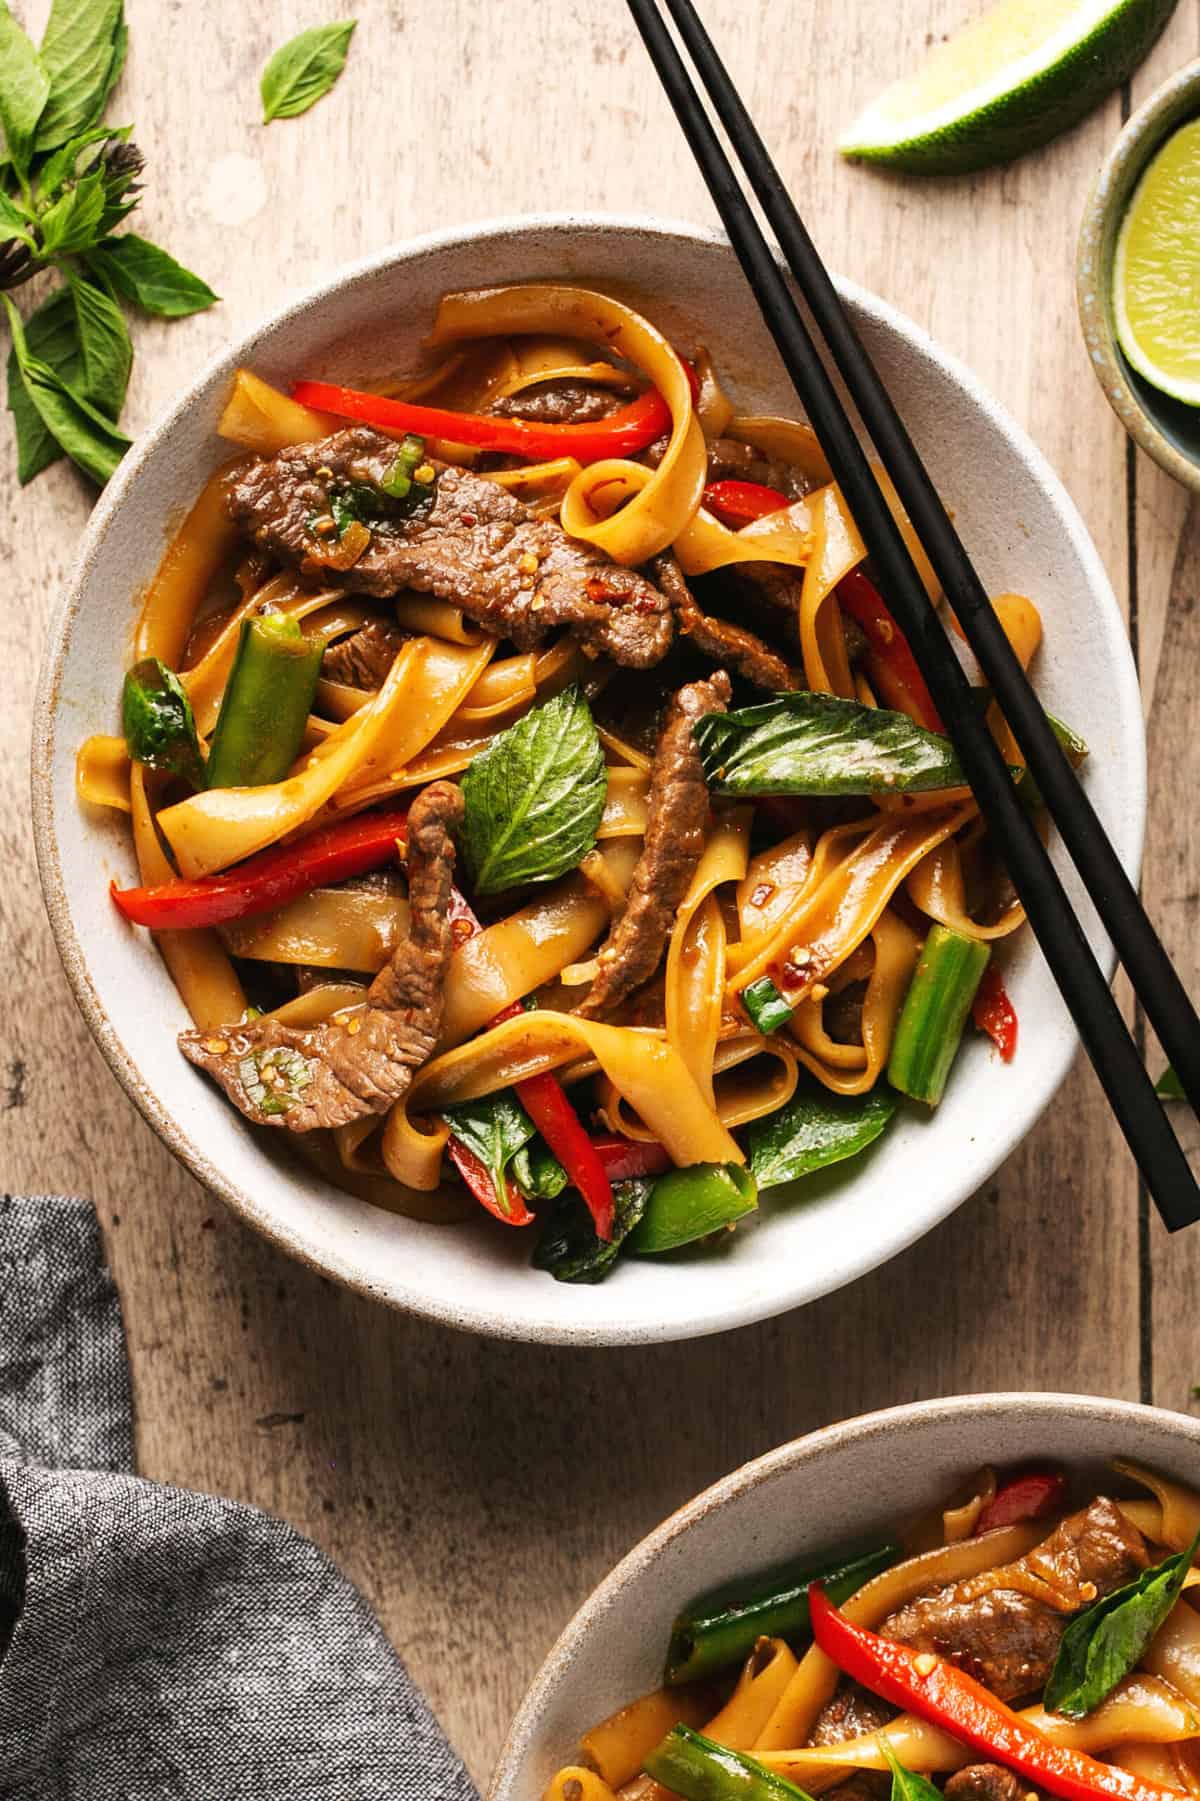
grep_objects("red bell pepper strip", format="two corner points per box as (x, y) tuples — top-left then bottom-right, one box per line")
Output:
(975, 1467), (1066, 1536)
(589, 1134), (673, 1182)
(290, 378), (671, 464)
(444, 919), (615, 1239)
(972, 966), (1019, 1064)
(110, 810), (411, 931)
(808, 1586), (1182, 1801)
(446, 1137), (534, 1228)
(837, 569), (945, 734)
(703, 478), (791, 527)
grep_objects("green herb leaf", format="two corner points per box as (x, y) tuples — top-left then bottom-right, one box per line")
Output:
(38, 163), (106, 255)
(260, 21), (356, 123)
(85, 232), (218, 316)
(1045, 1530), (1200, 1719)
(0, 2), (50, 175)
(880, 1741), (942, 1801)
(37, 121), (123, 196)
(748, 1083), (898, 1191)
(696, 693), (971, 797)
(121, 656), (204, 785)
(69, 269), (130, 416)
(4, 290), (128, 483)
(34, 0), (123, 149)
(512, 1139), (568, 1202)
(533, 1179), (651, 1284)
(5, 285), (79, 481)
(0, 186), (33, 243)
(442, 1091), (537, 1218)
(459, 685), (607, 894)
(1156, 1066), (1184, 1101)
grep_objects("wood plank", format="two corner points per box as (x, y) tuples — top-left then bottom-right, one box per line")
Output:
(0, 0), (1165, 1781)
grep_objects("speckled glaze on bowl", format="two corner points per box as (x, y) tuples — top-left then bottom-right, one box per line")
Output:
(1078, 60), (1200, 490)
(33, 215), (1145, 1345)
(489, 1393), (1200, 1800)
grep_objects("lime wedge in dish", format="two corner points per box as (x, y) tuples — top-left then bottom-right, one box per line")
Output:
(1113, 118), (1200, 406)
(839, 0), (1179, 176)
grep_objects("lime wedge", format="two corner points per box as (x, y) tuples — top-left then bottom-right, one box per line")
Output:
(839, 0), (1179, 175)
(1114, 119), (1200, 406)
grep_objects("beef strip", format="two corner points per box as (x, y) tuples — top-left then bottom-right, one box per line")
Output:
(489, 378), (626, 424)
(807, 1680), (896, 1746)
(654, 552), (799, 691)
(945, 1769), (1045, 1801)
(227, 426), (672, 668)
(321, 617), (406, 688)
(882, 1497), (1148, 1701)
(577, 671), (731, 1019)
(179, 781), (463, 1131)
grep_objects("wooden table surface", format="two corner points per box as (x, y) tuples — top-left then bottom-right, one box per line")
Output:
(4, 0), (1200, 1784)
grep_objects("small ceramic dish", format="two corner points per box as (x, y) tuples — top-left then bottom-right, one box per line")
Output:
(489, 1392), (1200, 1799)
(1078, 59), (1200, 490)
(33, 216), (1145, 1345)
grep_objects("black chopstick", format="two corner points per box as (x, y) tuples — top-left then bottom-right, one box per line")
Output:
(626, 0), (1200, 1230)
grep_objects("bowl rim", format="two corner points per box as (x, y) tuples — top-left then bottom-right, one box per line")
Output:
(1077, 57), (1200, 493)
(32, 211), (1147, 1344)
(488, 1390), (1200, 1799)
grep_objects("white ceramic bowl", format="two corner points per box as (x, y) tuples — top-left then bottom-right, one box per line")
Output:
(33, 215), (1145, 1346)
(490, 1392), (1200, 1800)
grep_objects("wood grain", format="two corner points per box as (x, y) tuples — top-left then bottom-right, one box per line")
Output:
(1, 0), (1196, 1783)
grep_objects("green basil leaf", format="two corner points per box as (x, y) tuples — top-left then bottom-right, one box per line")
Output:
(747, 1082), (898, 1191)
(533, 1179), (651, 1285)
(881, 1742), (942, 1801)
(260, 21), (357, 123)
(1045, 1529), (1200, 1719)
(442, 1091), (537, 1216)
(459, 685), (607, 894)
(36, 121), (121, 196)
(38, 163), (106, 254)
(68, 270), (130, 416)
(86, 232), (218, 316)
(1156, 1066), (1184, 1101)
(4, 290), (128, 483)
(121, 656), (204, 785)
(0, 186), (33, 243)
(34, 0), (123, 150)
(5, 285), (79, 481)
(696, 692), (969, 797)
(0, 2), (50, 174)
(511, 1139), (568, 1202)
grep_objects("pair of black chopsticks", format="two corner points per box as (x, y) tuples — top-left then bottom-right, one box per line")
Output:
(626, 0), (1200, 1231)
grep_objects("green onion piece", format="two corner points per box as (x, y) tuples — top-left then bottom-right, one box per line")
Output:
(887, 924), (991, 1108)
(206, 613), (324, 790)
(380, 433), (428, 498)
(742, 976), (794, 1035)
(665, 1541), (899, 1685)
(627, 1163), (757, 1255)
(644, 1726), (815, 1801)
(121, 657), (205, 787)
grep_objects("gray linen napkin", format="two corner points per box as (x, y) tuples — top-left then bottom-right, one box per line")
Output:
(0, 1193), (478, 1801)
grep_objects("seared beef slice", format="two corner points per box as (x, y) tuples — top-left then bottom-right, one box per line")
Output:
(882, 1498), (1147, 1701)
(227, 426), (672, 668)
(578, 671), (731, 1019)
(179, 781), (463, 1130)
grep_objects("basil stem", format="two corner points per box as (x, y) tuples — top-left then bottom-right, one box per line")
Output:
(742, 975), (794, 1035)
(205, 613), (323, 790)
(665, 1541), (899, 1685)
(887, 925), (991, 1107)
(121, 656), (204, 787)
(627, 1163), (757, 1255)
(644, 1726), (814, 1801)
